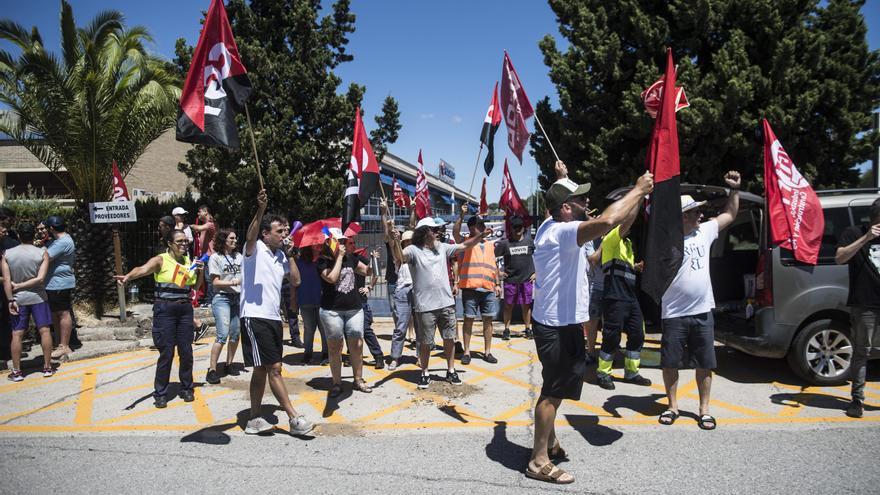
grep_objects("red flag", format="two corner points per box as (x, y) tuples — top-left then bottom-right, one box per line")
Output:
(500, 52), (533, 163)
(111, 161), (130, 202)
(480, 82), (502, 175)
(342, 109), (381, 232)
(641, 77), (689, 118)
(479, 177), (488, 216)
(415, 150), (432, 219)
(499, 159), (530, 223)
(641, 48), (684, 305)
(763, 119), (824, 265)
(393, 175), (411, 208)
(176, 0), (252, 149)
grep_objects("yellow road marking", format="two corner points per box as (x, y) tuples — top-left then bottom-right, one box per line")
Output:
(95, 389), (233, 426)
(73, 372), (98, 425)
(190, 387), (214, 424)
(492, 398), (535, 421)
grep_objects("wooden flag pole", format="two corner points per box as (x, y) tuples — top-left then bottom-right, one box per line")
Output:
(466, 144), (485, 197)
(244, 103), (265, 190)
(533, 113), (560, 162)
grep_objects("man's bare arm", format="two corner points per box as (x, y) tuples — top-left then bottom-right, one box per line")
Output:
(245, 190), (268, 257)
(576, 172), (654, 246)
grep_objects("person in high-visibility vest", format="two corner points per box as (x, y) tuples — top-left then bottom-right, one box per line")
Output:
(116, 229), (204, 409)
(595, 205), (652, 390)
(453, 204), (503, 365)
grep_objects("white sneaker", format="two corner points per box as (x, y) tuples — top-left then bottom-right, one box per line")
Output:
(289, 415), (314, 436)
(244, 417), (274, 435)
(387, 360), (398, 371)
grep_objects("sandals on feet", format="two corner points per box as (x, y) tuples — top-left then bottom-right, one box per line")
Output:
(354, 379), (373, 393)
(525, 462), (574, 485)
(698, 414), (717, 430)
(658, 410), (679, 425)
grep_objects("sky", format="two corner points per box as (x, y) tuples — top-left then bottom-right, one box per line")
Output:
(2, 0), (879, 201)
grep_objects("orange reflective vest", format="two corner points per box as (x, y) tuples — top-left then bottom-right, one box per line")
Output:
(458, 241), (498, 290)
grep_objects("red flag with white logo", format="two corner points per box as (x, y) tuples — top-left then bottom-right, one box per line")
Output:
(176, 0), (252, 149)
(342, 108), (381, 232)
(479, 177), (488, 216)
(111, 161), (130, 201)
(500, 52), (534, 163)
(415, 150), (432, 219)
(641, 77), (689, 119)
(763, 119), (824, 265)
(499, 159), (530, 223)
(393, 175), (411, 209)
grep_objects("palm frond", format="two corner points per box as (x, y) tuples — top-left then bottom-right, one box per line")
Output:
(60, 0), (80, 70)
(0, 19), (35, 50)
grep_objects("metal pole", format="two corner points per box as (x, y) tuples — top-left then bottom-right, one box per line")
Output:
(533, 113), (560, 162)
(112, 227), (126, 323)
(466, 144), (485, 196)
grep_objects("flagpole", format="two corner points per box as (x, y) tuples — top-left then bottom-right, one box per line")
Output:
(466, 144), (485, 196)
(533, 113), (560, 162)
(244, 103), (265, 190)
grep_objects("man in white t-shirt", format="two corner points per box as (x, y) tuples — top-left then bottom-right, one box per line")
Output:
(240, 189), (314, 437)
(525, 161), (653, 485)
(657, 171), (740, 431)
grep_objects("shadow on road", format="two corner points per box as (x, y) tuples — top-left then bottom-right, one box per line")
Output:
(305, 376), (353, 418)
(485, 421), (531, 472)
(564, 414), (623, 447)
(770, 392), (880, 412)
(602, 393), (667, 418)
(180, 405), (282, 445)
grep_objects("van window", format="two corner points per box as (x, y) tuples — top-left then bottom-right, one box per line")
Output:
(779, 207), (851, 264)
(851, 206), (871, 226)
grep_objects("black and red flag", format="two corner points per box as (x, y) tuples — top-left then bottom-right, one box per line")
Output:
(342, 108), (381, 233)
(480, 82), (502, 176)
(500, 51), (534, 164)
(641, 48), (684, 306)
(176, 0), (252, 149)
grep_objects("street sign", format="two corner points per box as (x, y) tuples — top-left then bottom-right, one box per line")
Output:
(89, 201), (137, 223)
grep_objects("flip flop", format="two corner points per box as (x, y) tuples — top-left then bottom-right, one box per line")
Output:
(524, 462), (574, 485)
(658, 409), (679, 426)
(698, 414), (717, 430)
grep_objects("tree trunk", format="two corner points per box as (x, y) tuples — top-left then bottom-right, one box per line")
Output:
(70, 208), (116, 318)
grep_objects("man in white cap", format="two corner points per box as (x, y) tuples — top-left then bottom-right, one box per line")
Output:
(388, 215), (490, 389)
(171, 207), (194, 250)
(526, 161), (653, 485)
(657, 171), (740, 431)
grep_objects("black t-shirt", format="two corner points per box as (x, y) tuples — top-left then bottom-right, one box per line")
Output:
(317, 254), (362, 311)
(385, 243), (398, 285)
(839, 225), (880, 308)
(495, 237), (535, 284)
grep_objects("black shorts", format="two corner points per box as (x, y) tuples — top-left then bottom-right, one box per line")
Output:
(660, 312), (716, 370)
(533, 321), (586, 400)
(602, 298), (644, 332)
(46, 289), (73, 313)
(241, 317), (284, 367)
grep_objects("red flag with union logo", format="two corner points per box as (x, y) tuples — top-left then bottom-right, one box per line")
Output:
(176, 0), (252, 149)
(393, 175), (411, 208)
(479, 177), (488, 216)
(763, 119), (824, 265)
(414, 150), (431, 219)
(110, 161), (130, 201)
(500, 52), (534, 163)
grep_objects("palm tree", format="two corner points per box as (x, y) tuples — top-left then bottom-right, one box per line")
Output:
(0, 1), (180, 316)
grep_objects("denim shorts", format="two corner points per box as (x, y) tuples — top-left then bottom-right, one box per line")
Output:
(462, 289), (498, 319)
(319, 308), (365, 340)
(211, 293), (240, 344)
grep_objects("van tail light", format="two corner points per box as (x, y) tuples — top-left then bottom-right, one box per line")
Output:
(755, 249), (773, 307)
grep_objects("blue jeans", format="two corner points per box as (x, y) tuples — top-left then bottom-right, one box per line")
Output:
(851, 307), (879, 402)
(462, 289), (498, 319)
(362, 302), (384, 360)
(320, 308), (365, 340)
(300, 305), (327, 358)
(211, 293), (240, 344)
(391, 285), (413, 360)
(387, 282), (398, 325)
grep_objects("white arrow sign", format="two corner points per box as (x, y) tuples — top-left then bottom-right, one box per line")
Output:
(89, 201), (137, 224)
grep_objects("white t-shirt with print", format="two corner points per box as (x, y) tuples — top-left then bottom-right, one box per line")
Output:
(241, 239), (290, 321)
(533, 219), (590, 327)
(661, 220), (719, 319)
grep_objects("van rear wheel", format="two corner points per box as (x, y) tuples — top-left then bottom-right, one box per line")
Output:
(786, 319), (853, 386)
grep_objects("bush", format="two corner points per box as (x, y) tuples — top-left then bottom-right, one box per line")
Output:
(0, 186), (72, 226)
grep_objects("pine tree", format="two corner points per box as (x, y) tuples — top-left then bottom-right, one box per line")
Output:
(175, 0), (401, 224)
(533, 0), (880, 200)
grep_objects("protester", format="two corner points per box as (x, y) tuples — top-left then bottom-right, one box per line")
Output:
(190, 205), (217, 313)
(116, 229), (204, 407)
(239, 190), (313, 436)
(156, 216), (175, 255)
(205, 229), (242, 385)
(2, 223), (53, 381)
(317, 229), (373, 396)
(296, 246), (327, 365)
(172, 207), (194, 247)
(525, 161), (652, 484)
(835, 198), (880, 419)
(280, 220), (303, 348)
(389, 215), (491, 389)
(453, 205), (502, 364)
(353, 243), (386, 370)
(495, 216), (535, 341)
(0, 221), (20, 363)
(43, 216), (76, 361)
(584, 239), (603, 364)
(595, 210), (652, 389)
(658, 172), (740, 431)
(34, 221), (50, 248)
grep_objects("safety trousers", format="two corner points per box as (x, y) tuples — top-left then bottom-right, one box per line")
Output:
(597, 299), (645, 379)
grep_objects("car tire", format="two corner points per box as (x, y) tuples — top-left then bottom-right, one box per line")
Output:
(786, 319), (852, 386)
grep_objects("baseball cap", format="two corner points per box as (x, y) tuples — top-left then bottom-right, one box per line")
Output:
(171, 207), (188, 216)
(415, 217), (447, 230)
(45, 215), (65, 229)
(510, 216), (525, 228)
(545, 178), (591, 211)
(401, 230), (414, 242)
(680, 195), (707, 212)
(159, 215), (175, 227)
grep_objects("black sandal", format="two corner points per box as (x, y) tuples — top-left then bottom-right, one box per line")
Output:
(658, 410), (679, 425)
(698, 414), (716, 430)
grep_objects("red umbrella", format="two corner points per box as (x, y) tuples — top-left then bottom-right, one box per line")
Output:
(292, 218), (361, 248)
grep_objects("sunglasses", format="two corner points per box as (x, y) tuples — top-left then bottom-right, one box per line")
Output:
(173, 240), (189, 245)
